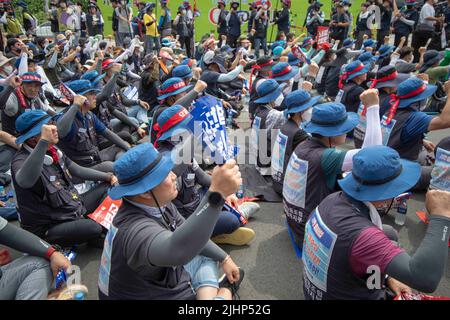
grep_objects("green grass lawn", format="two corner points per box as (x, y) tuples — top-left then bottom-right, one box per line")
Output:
(99, 0), (364, 42)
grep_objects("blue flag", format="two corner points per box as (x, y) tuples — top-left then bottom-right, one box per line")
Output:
(189, 96), (234, 165)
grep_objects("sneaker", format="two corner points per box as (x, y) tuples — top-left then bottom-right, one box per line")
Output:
(49, 284), (89, 300)
(238, 202), (260, 220)
(212, 227), (255, 246)
(219, 268), (245, 300)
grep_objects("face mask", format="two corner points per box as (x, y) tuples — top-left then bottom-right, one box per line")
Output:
(282, 79), (293, 95)
(274, 93), (284, 107)
(182, 10), (186, 15)
(2, 65), (13, 75)
(301, 108), (313, 123)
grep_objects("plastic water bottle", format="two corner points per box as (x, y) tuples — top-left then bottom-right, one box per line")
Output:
(0, 186), (7, 202)
(395, 197), (408, 226)
(55, 250), (77, 288)
(226, 110), (233, 128)
(236, 184), (245, 199)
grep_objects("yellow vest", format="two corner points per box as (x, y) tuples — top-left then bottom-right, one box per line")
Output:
(143, 13), (159, 37)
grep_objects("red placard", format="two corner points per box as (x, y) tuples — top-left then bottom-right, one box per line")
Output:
(316, 26), (329, 45)
(88, 196), (122, 230)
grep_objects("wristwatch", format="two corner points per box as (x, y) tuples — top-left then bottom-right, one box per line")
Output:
(208, 191), (225, 208)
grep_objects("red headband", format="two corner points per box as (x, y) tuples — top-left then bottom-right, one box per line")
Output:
(158, 81), (186, 96)
(21, 74), (42, 83)
(153, 108), (190, 147)
(369, 71), (398, 89)
(361, 71), (399, 116)
(271, 65), (292, 78)
(385, 84), (427, 125)
(250, 60), (273, 91)
(338, 64), (365, 89)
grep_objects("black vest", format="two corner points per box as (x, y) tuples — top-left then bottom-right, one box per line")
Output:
(340, 82), (361, 113)
(1, 90), (43, 136)
(158, 142), (201, 219)
(303, 192), (385, 300)
(57, 111), (101, 166)
(98, 200), (196, 300)
(387, 107), (424, 161)
(11, 147), (84, 238)
(283, 138), (332, 244)
(271, 118), (305, 194)
(228, 12), (241, 37)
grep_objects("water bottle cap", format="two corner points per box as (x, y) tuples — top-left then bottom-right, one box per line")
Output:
(74, 292), (85, 300)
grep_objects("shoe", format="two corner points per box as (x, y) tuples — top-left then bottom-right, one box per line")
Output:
(219, 268), (245, 300)
(212, 227), (255, 246)
(238, 202), (260, 220)
(49, 284), (89, 300)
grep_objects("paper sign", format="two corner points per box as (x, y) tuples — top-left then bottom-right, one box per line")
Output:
(189, 96), (233, 164)
(88, 196), (122, 230)
(316, 26), (329, 45)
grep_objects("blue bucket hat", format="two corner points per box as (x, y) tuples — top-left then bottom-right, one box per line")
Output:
(272, 46), (284, 60)
(155, 105), (193, 142)
(338, 146), (421, 201)
(378, 44), (394, 58)
(301, 37), (315, 48)
(220, 44), (235, 55)
(419, 50), (444, 73)
(271, 40), (287, 51)
(20, 72), (46, 85)
(363, 39), (377, 49)
(342, 38), (355, 49)
(303, 102), (359, 137)
(255, 79), (286, 104)
(15, 110), (52, 145)
(66, 79), (101, 96)
(343, 60), (371, 82)
(285, 90), (321, 115)
(395, 77), (437, 108)
(80, 70), (107, 85)
(109, 143), (174, 200)
(287, 52), (301, 66)
(358, 52), (378, 66)
(158, 77), (193, 101)
(270, 62), (299, 82)
(172, 65), (193, 79)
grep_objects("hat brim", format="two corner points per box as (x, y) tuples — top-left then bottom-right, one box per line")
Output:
(379, 48), (394, 57)
(15, 116), (52, 145)
(109, 152), (174, 200)
(79, 88), (101, 95)
(0, 57), (13, 67)
(22, 79), (46, 85)
(271, 66), (299, 82)
(158, 84), (194, 101)
(288, 58), (301, 66)
(254, 83), (287, 104)
(369, 73), (410, 89)
(303, 112), (359, 137)
(337, 159), (421, 202)
(176, 71), (193, 79)
(157, 116), (193, 142)
(398, 84), (437, 108)
(347, 64), (371, 81)
(93, 73), (107, 84)
(287, 95), (321, 114)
